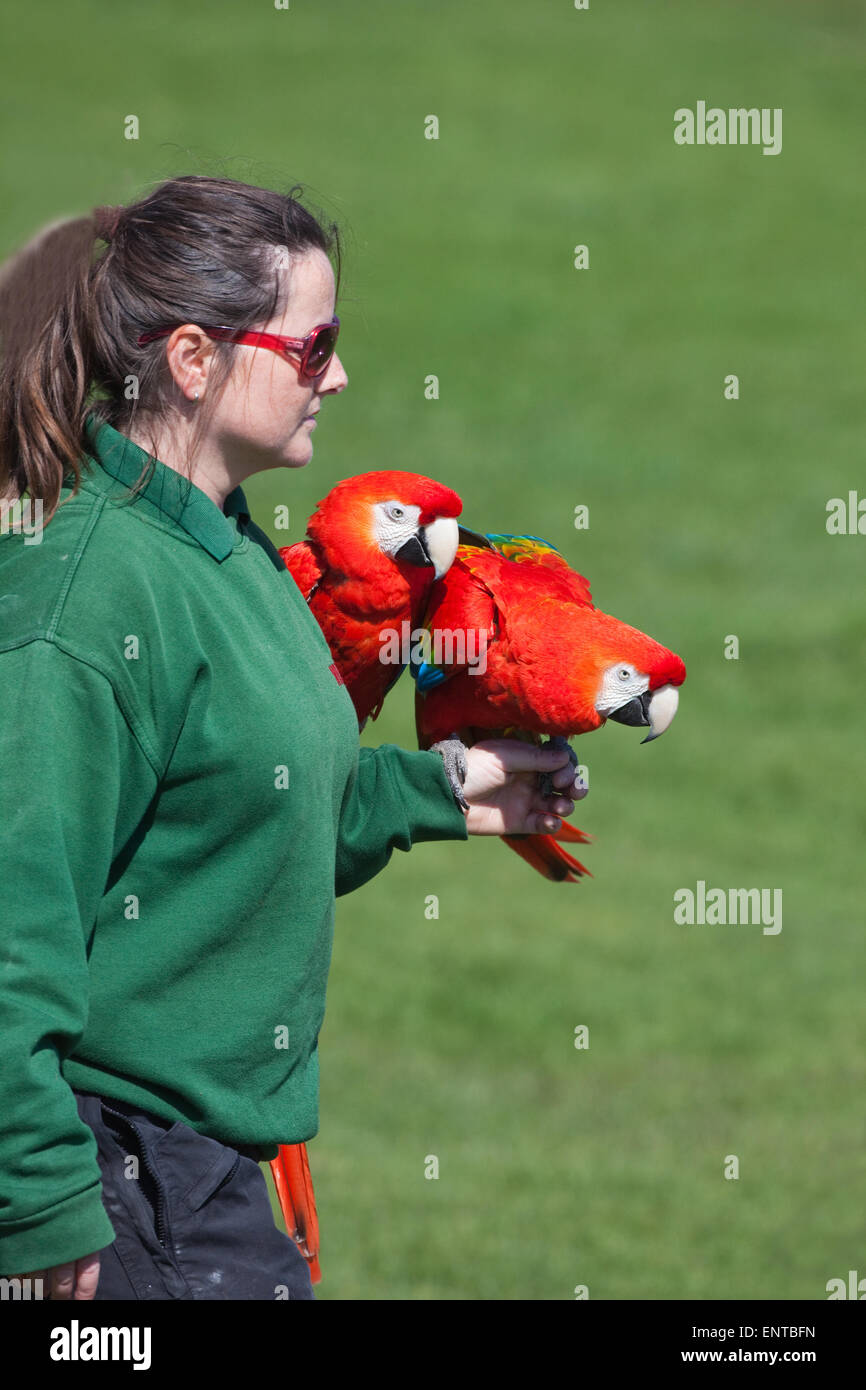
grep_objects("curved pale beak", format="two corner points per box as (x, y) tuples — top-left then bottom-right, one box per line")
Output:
(607, 682), (681, 743)
(642, 683), (680, 743)
(420, 515), (459, 579)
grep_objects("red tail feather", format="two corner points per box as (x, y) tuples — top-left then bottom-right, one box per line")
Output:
(270, 1142), (321, 1283)
(500, 825), (593, 883)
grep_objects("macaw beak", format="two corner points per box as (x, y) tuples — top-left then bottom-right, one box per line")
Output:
(607, 682), (680, 743)
(394, 516), (459, 580)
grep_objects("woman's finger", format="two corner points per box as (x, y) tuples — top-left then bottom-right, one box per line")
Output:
(550, 762), (588, 795)
(73, 1252), (101, 1300)
(49, 1261), (77, 1300)
(519, 790), (575, 833)
(474, 739), (573, 774)
(532, 792), (575, 817)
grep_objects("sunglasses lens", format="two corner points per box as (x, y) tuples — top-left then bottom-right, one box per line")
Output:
(305, 324), (339, 376)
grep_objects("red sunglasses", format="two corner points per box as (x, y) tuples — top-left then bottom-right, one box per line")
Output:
(137, 317), (340, 380)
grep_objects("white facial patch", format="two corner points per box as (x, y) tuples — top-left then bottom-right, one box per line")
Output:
(372, 500), (424, 556)
(595, 662), (650, 716)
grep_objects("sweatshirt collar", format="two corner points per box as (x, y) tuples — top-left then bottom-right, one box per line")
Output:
(81, 414), (250, 562)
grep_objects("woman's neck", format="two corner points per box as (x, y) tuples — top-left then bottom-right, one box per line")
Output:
(126, 414), (239, 512)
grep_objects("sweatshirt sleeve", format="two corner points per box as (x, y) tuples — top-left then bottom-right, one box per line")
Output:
(0, 639), (156, 1275)
(335, 744), (469, 898)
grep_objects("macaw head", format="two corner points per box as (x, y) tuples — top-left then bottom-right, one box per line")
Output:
(307, 471), (462, 582)
(556, 606), (692, 739)
(571, 608), (686, 742)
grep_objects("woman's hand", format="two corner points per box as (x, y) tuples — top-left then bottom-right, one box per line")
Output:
(15, 1251), (101, 1300)
(459, 739), (587, 836)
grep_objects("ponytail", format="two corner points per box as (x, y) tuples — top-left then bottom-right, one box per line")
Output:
(0, 213), (100, 521)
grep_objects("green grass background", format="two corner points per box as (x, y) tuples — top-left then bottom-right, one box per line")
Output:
(3, 0), (864, 1298)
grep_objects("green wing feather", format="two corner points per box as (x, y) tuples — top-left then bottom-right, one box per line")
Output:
(480, 532), (563, 564)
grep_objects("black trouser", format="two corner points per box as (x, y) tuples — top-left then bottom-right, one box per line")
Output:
(73, 1089), (315, 1300)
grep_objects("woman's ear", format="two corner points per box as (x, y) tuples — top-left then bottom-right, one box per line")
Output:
(163, 325), (215, 402)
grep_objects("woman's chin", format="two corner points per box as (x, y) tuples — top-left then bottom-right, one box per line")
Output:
(279, 438), (314, 469)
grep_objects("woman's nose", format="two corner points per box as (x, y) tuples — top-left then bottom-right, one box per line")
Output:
(321, 352), (348, 394)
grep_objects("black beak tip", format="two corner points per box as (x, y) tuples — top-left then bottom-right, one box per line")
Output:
(393, 532), (432, 568)
(608, 691), (652, 730)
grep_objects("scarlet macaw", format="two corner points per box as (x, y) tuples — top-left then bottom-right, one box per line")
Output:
(411, 528), (686, 881)
(273, 471), (463, 1281)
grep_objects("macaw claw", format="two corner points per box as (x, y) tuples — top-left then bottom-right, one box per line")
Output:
(431, 733), (470, 810)
(538, 734), (579, 798)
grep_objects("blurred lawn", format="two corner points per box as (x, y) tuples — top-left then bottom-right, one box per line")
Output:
(4, 0), (864, 1298)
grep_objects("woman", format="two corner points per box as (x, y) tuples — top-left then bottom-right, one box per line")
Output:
(0, 175), (584, 1301)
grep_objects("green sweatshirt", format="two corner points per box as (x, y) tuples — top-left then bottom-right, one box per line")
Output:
(0, 415), (468, 1275)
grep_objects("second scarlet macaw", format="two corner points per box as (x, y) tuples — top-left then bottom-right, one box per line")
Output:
(411, 528), (686, 881)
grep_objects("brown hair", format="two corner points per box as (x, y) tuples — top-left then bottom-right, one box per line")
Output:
(0, 174), (342, 522)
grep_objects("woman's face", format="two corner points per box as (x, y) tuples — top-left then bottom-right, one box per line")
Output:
(207, 245), (347, 473)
